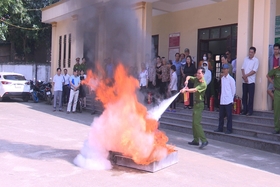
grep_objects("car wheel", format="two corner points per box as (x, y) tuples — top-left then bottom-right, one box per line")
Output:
(23, 97), (29, 102)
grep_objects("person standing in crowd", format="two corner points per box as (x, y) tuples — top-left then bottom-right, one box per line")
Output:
(267, 43), (280, 100)
(226, 50), (233, 64)
(241, 47), (259, 116)
(73, 57), (81, 72)
(79, 70), (87, 108)
(62, 69), (70, 104)
(173, 53), (182, 91)
(183, 55), (196, 109)
(53, 68), (64, 112)
(207, 51), (215, 71)
(159, 57), (170, 98)
(198, 53), (213, 70)
(155, 56), (162, 89)
(181, 67), (208, 149)
(231, 58), (237, 80)
(221, 55), (233, 76)
(147, 57), (156, 89)
(214, 64), (236, 134)
(106, 58), (114, 79)
(267, 66), (280, 134)
(67, 70), (81, 114)
(139, 63), (148, 92)
(168, 65), (178, 112)
(202, 61), (212, 110)
(80, 57), (86, 73)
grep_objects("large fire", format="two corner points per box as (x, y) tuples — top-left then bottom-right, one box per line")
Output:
(81, 63), (174, 166)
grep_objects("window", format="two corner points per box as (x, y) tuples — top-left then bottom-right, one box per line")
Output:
(58, 36), (62, 68)
(63, 35), (67, 68)
(4, 75), (26, 80)
(68, 34), (71, 68)
(152, 35), (159, 57)
(221, 26), (231, 38)
(210, 28), (220, 39)
(199, 29), (209, 40)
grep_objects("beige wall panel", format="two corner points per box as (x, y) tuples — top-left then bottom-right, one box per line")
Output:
(152, 0), (238, 59)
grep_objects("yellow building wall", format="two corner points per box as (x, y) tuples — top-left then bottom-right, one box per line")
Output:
(152, 0), (238, 60)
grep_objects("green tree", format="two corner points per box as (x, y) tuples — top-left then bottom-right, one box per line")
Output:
(0, 0), (59, 61)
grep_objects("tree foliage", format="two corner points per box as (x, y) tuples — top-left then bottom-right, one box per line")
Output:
(0, 0), (59, 61)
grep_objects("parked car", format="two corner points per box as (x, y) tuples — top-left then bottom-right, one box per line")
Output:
(0, 72), (30, 102)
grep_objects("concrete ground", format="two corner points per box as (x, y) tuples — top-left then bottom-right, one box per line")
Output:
(0, 100), (280, 187)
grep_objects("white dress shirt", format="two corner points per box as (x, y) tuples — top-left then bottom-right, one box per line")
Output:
(220, 74), (236, 105)
(139, 69), (148, 87)
(169, 71), (178, 91)
(241, 56), (259, 84)
(63, 74), (70, 85)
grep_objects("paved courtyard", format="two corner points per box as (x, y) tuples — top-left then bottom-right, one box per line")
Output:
(0, 100), (280, 187)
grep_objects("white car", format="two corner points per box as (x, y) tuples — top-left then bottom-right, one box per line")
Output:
(0, 72), (30, 102)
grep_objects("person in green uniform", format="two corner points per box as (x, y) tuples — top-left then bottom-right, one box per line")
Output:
(267, 66), (280, 134)
(73, 57), (81, 73)
(80, 57), (86, 73)
(181, 67), (209, 149)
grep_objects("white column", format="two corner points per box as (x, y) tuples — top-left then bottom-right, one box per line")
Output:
(252, 0), (276, 111)
(51, 22), (57, 79)
(236, 0), (254, 100)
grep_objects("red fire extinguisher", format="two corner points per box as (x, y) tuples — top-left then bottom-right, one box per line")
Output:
(236, 96), (241, 115)
(210, 95), (215, 111)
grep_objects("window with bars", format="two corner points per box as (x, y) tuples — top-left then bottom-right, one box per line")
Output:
(68, 34), (71, 68)
(58, 36), (62, 68)
(63, 35), (67, 68)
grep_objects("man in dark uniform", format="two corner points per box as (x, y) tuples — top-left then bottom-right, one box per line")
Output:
(267, 66), (280, 134)
(181, 67), (208, 149)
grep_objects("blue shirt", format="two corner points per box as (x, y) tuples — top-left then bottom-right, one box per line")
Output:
(173, 60), (181, 76)
(70, 75), (81, 89)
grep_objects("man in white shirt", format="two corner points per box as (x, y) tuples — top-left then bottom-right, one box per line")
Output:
(202, 61), (212, 110)
(214, 64), (236, 134)
(62, 69), (70, 104)
(241, 47), (259, 116)
(67, 70), (81, 113)
(53, 68), (64, 111)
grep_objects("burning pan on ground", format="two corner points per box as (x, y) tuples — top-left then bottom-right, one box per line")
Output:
(110, 150), (178, 173)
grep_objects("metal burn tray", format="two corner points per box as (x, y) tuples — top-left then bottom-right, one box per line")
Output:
(109, 150), (178, 173)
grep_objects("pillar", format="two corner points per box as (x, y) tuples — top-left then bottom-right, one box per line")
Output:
(51, 22), (57, 80)
(252, 0), (276, 111)
(236, 0), (254, 100)
(71, 15), (84, 70)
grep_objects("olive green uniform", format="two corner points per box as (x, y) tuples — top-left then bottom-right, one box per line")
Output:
(73, 63), (81, 72)
(268, 67), (280, 132)
(189, 76), (207, 143)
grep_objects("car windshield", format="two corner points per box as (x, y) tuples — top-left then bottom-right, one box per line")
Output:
(3, 75), (26, 81)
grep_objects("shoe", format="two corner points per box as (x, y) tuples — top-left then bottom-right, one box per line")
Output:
(53, 109), (56, 112)
(225, 130), (232, 134)
(214, 129), (223, 132)
(67, 111), (70, 114)
(246, 113), (252, 116)
(199, 141), (209, 149)
(188, 140), (199, 146)
(241, 112), (247, 115)
(272, 130), (280, 134)
(166, 109), (171, 112)
(172, 109), (176, 112)
(188, 106), (193, 109)
(91, 111), (96, 115)
(72, 111), (76, 113)
(59, 109), (63, 112)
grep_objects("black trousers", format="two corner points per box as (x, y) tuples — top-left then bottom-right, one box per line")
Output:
(218, 103), (233, 132)
(169, 90), (177, 109)
(160, 81), (168, 98)
(62, 85), (70, 104)
(242, 83), (255, 115)
(205, 84), (211, 109)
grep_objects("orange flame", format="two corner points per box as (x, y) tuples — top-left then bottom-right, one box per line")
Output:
(84, 63), (174, 165)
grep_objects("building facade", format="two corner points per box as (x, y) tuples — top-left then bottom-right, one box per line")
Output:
(42, 0), (280, 111)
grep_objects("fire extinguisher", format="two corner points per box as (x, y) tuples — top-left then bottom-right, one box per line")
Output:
(147, 92), (151, 104)
(236, 96), (241, 115)
(210, 95), (215, 111)
(232, 96), (237, 114)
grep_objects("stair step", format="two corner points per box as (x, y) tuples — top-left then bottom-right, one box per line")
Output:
(159, 121), (280, 154)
